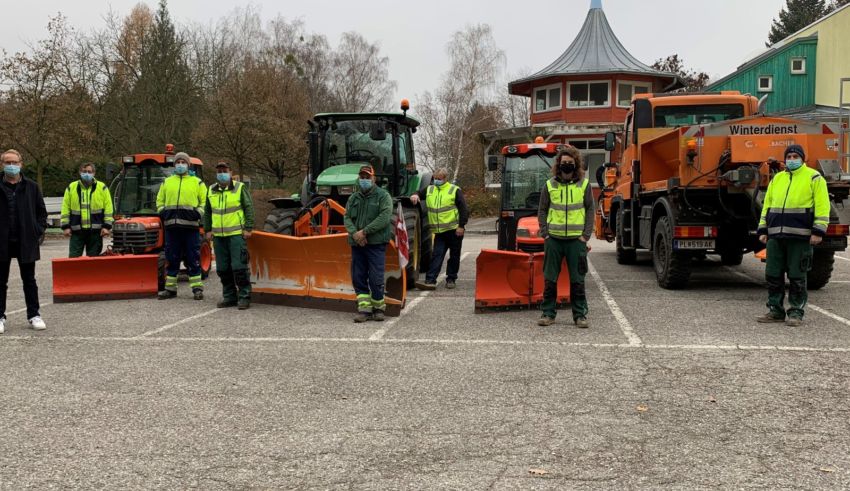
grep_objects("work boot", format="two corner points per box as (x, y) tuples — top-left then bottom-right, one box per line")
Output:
(786, 317), (803, 327)
(537, 315), (554, 326)
(193, 289), (204, 301)
(415, 280), (437, 291)
(237, 300), (251, 310)
(445, 280), (457, 289)
(354, 312), (372, 323)
(371, 310), (385, 322)
(756, 312), (785, 323)
(158, 290), (177, 300)
(575, 317), (589, 329)
(217, 300), (238, 308)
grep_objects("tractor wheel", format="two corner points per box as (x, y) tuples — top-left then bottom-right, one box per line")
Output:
(652, 216), (691, 289)
(264, 208), (298, 235)
(616, 207), (637, 265)
(157, 250), (167, 292)
(807, 249), (835, 290)
(402, 206), (428, 289)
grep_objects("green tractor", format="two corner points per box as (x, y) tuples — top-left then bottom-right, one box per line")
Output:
(263, 105), (433, 287)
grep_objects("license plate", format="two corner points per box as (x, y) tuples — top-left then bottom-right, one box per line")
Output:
(673, 239), (715, 250)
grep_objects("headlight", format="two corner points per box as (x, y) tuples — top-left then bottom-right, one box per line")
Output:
(516, 228), (531, 237)
(338, 185), (354, 195)
(113, 222), (144, 231)
(122, 156), (134, 163)
(317, 186), (332, 195)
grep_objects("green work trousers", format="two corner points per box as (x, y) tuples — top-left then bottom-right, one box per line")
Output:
(541, 236), (588, 320)
(214, 235), (251, 302)
(69, 229), (103, 257)
(765, 238), (812, 320)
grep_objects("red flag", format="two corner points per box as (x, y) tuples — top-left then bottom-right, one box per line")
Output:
(395, 203), (409, 268)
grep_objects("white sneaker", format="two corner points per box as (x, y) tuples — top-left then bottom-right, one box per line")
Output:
(0, 317), (5, 334)
(28, 316), (46, 331)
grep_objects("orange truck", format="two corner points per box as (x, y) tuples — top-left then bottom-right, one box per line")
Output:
(596, 91), (849, 289)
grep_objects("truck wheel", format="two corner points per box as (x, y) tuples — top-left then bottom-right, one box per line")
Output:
(807, 249), (835, 290)
(264, 208), (297, 235)
(616, 208), (636, 264)
(720, 250), (744, 266)
(653, 216), (691, 289)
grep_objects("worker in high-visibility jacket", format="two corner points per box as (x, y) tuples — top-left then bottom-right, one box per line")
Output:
(757, 144), (830, 326)
(410, 167), (469, 290)
(536, 147), (595, 328)
(203, 162), (254, 310)
(156, 152), (207, 301)
(60, 162), (113, 257)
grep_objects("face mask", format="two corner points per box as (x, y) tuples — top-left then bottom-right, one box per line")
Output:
(80, 172), (94, 183)
(175, 163), (189, 175)
(559, 163), (576, 174)
(358, 179), (373, 190)
(786, 159), (803, 171)
(3, 164), (20, 177)
(433, 179), (445, 186)
(216, 172), (231, 184)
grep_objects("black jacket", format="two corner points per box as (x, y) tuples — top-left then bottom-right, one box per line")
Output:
(0, 176), (47, 262)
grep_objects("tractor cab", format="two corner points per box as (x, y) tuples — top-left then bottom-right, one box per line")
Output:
(493, 139), (567, 251)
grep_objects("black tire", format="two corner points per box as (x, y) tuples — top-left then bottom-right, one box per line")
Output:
(652, 216), (691, 289)
(720, 250), (744, 266)
(807, 249), (835, 290)
(616, 207), (637, 265)
(264, 208), (297, 235)
(402, 207), (427, 289)
(157, 250), (166, 291)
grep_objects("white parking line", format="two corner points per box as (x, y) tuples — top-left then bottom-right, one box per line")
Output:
(587, 259), (643, 346)
(834, 254), (850, 262)
(6, 301), (53, 316)
(135, 307), (222, 338)
(369, 251), (472, 341)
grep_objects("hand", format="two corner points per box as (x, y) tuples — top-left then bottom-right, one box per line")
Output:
(759, 235), (768, 244)
(243, 230), (252, 239)
(63, 228), (71, 238)
(810, 235), (823, 245)
(353, 230), (366, 245)
(205, 232), (213, 241)
(100, 228), (110, 238)
(579, 236), (588, 243)
(410, 195), (420, 205)
(455, 227), (464, 237)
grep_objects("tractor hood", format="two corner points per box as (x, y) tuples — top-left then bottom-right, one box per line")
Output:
(316, 164), (367, 187)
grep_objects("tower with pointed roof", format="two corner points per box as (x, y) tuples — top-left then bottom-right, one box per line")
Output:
(481, 0), (682, 186)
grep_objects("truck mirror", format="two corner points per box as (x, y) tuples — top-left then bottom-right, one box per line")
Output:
(487, 155), (501, 172)
(369, 122), (387, 141)
(604, 132), (616, 151)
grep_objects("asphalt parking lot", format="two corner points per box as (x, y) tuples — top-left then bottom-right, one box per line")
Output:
(3, 230), (850, 489)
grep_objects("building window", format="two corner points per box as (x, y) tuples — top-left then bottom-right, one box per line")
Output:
(791, 58), (806, 74)
(758, 76), (773, 92)
(617, 82), (651, 107)
(567, 140), (608, 186)
(568, 81), (610, 108)
(534, 84), (562, 113)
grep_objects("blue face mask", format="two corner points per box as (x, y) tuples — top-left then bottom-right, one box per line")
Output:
(4, 164), (21, 177)
(175, 163), (189, 175)
(216, 172), (230, 184)
(433, 179), (444, 186)
(80, 172), (94, 183)
(786, 159), (803, 171)
(358, 179), (373, 190)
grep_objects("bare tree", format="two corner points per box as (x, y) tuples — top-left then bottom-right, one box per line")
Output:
(328, 32), (396, 112)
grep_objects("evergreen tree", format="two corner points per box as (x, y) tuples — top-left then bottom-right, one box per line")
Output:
(767, 0), (830, 46)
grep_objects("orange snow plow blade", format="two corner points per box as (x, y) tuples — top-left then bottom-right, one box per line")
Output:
(52, 254), (160, 303)
(248, 231), (406, 316)
(474, 249), (569, 312)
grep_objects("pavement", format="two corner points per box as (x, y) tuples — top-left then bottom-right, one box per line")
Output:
(3, 234), (850, 488)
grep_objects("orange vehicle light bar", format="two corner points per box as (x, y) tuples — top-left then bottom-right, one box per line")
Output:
(673, 226), (717, 238)
(826, 224), (850, 236)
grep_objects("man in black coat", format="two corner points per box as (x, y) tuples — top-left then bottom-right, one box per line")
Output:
(0, 149), (47, 333)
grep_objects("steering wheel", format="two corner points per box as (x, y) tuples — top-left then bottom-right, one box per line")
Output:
(348, 149), (375, 162)
(525, 192), (541, 209)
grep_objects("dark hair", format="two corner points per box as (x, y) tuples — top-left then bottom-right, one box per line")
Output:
(552, 146), (585, 181)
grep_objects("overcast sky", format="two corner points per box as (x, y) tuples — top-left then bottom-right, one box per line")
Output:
(2, 0), (787, 101)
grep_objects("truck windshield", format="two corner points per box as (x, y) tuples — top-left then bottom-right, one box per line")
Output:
(654, 104), (745, 127)
(502, 153), (554, 210)
(323, 120), (410, 174)
(114, 164), (173, 216)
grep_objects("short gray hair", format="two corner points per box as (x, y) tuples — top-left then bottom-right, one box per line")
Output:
(1, 149), (22, 162)
(79, 162), (96, 172)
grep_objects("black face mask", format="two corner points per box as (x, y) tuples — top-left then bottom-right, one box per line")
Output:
(558, 162), (576, 174)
